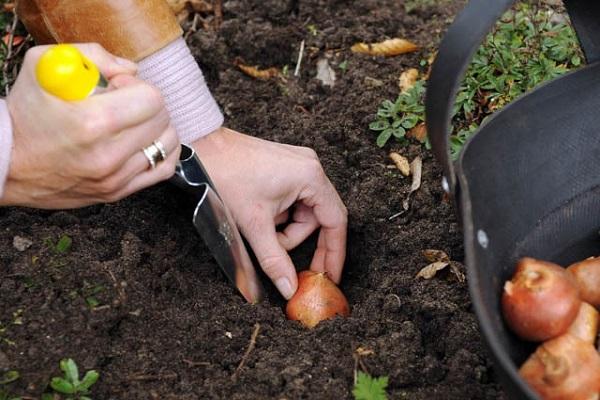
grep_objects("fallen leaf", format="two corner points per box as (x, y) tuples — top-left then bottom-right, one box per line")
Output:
(416, 261), (450, 280)
(234, 59), (279, 80)
(399, 68), (419, 93)
(418, 250), (466, 282)
(389, 152), (410, 176)
(364, 76), (384, 88)
(167, 0), (212, 21)
(409, 156), (422, 192)
(315, 58), (336, 88)
(351, 38), (419, 57)
(355, 347), (375, 357)
(389, 156), (423, 220)
(2, 34), (24, 46)
(423, 51), (437, 80)
(407, 123), (427, 142)
(423, 249), (450, 263)
(3, 3), (15, 12)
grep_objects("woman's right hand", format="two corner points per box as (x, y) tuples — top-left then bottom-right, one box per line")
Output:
(0, 43), (181, 209)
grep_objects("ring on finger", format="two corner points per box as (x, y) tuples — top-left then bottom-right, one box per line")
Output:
(142, 140), (167, 169)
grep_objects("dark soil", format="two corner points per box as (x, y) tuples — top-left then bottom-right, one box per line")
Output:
(1, 1), (508, 399)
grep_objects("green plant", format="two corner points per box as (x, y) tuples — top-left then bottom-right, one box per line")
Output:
(370, 80), (426, 147)
(371, 3), (583, 158)
(43, 359), (99, 400)
(0, 370), (21, 400)
(353, 372), (388, 400)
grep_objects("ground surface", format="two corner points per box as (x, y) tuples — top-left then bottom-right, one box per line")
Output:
(0, 0), (508, 398)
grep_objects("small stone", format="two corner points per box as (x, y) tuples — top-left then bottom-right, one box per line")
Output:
(13, 236), (33, 252)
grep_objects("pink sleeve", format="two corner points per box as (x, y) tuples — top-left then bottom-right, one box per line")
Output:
(137, 37), (224, 144)
(0, 99), (12, 198)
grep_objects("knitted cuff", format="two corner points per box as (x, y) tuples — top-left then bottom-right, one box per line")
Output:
(137, 37), (224, 144)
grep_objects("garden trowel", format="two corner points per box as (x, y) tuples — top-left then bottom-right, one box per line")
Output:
(169, 144), (264, 303)
(36, 44), (264, 304)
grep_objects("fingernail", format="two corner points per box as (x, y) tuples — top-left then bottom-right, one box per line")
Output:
(275, 277), (295, 300)
(115, 57), (137, 70)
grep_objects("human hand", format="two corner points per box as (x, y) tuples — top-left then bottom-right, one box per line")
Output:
(193, 127), (347, 299)
(1, 43), (181, 209)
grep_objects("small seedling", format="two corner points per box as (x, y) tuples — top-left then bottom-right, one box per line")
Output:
(307, 24), (318, 36)
(339, 60), (349, 73)
(353, 372), (389, 400)
(44, 359), (99, 400)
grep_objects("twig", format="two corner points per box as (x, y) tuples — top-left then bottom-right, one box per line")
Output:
(231, 323), (260, 381)
(183, 358), (210, 368)
(294, 40), (305, 77)
(3, 11), (19, 96)
(184, 13), (201, 41)
(213, 0), (223, 29)
(127, 372), (178, 382)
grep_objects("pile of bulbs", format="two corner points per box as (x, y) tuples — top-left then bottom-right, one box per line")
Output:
(503, 257), (600, 399)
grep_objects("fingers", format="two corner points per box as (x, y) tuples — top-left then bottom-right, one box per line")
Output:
(302, 177), (348, 284)
(113, 143), (181, 200)
(78, 79), (165, 135)
(245, 214), (299, 300)
(71, 43), (137, 79)
(310, 223), (347, 284)
(95, 124), (180, 191)
(277, 204), (319, 251)
(22, 43), (137, 79)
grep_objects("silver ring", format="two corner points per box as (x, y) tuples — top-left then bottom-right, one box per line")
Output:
(153, 140), (167, 161)
(142, 141), (166, 169)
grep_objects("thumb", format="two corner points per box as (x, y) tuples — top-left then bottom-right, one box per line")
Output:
(245, 218), (299, 300)
(73, 43), (138, 79)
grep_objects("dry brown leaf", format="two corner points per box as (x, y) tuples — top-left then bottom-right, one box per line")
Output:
(167, 0), (213, 21)
(351, 38), (419, 57)
(2, 34), (24, 46)
(3, 3), (15, 12)
(355, 346), (375, 357)
(419, 250), (465, 283)
(399, 68), (419, 93)
(407, 123), (427, 143)
(416, 261), (450, 280)
(423, 51), (437, 80)
(389, 152), (410, 177)
(423, 249), (450, 263)
(234, 60), (279, 80)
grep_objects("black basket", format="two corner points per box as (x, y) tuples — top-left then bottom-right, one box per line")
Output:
(426, 0), (600, 398)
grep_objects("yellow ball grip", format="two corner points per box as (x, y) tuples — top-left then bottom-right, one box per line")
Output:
(36, 44), (102, 101)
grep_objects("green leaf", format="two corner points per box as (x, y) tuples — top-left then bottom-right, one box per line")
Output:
(0, 370), (19, 385)
(353, 372), (388, 400)
(60, 359), (79, 385)
(80, 397), (92, 400)
(55, 235), (72, 254)
(392, 127), (406, 139)
(41, 394), (55, 400)
(85, 297), (100, 309)
(50, 377), (75, 394)
(78, 370), (99, 391)
(369, 120), (389, 131)
(376, 130), (393, 148)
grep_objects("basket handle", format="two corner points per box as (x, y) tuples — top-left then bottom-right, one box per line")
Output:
(425, 0), (600, 198)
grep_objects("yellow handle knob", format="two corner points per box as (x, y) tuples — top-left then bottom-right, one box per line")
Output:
(36, 44), (102, 101)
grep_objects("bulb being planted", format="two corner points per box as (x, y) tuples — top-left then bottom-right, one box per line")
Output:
(502, 258), (581, 342)
(286, 271), (350, 328)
